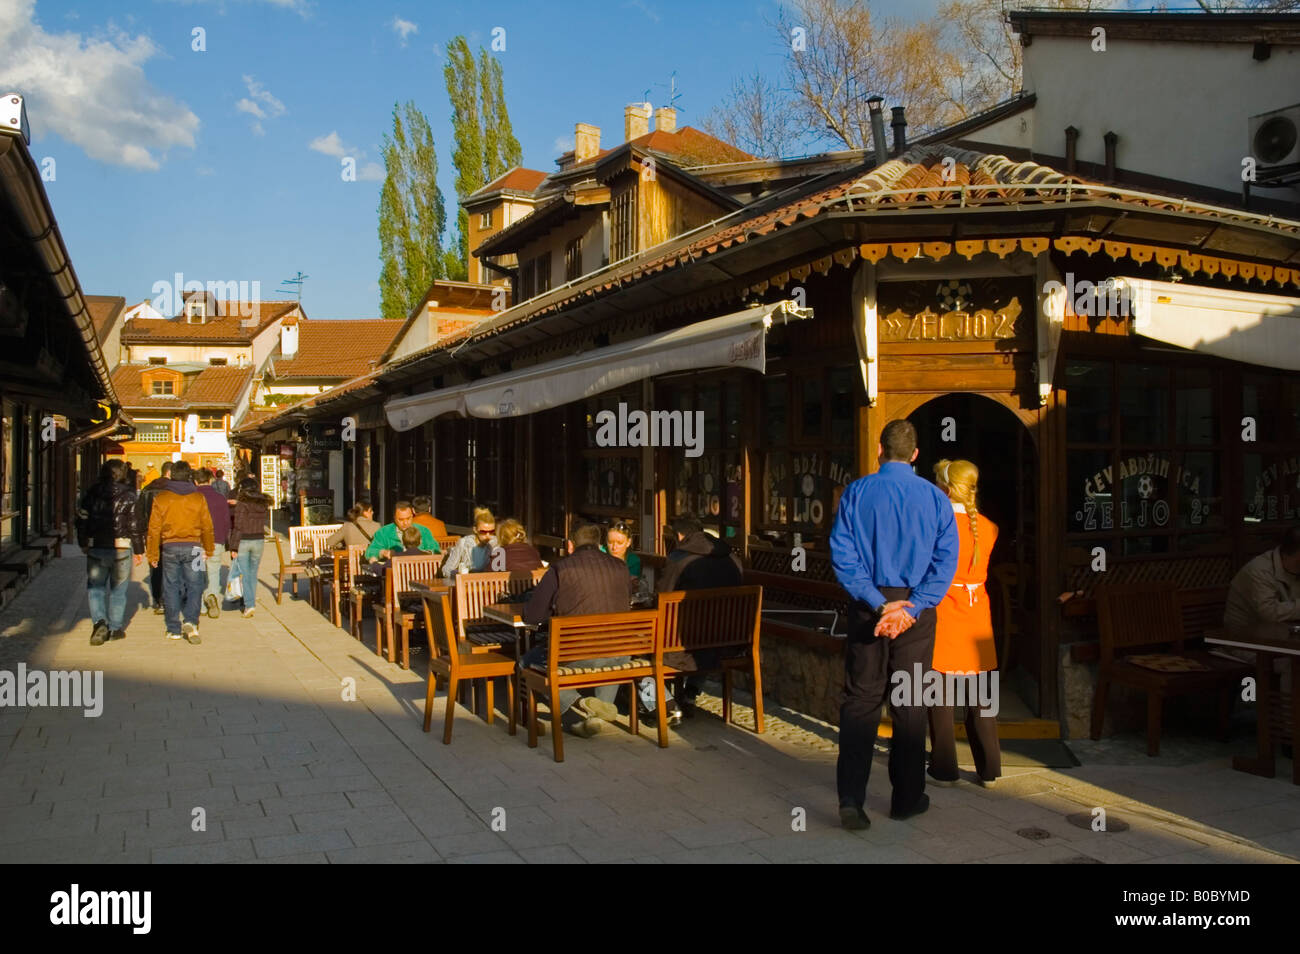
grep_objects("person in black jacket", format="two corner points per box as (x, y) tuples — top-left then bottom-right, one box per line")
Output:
(656, 516), (744, 714)
(136, 460), (173, 614)
(227, 478), (272, 617)
(77, 459), (144, 644)
(520, 522), (633, 738)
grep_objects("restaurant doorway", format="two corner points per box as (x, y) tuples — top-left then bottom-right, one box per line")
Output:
(906, 392), (1038, 683)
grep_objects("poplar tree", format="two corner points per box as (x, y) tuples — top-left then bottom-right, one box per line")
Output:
(377, 101), (447, 319)
(443, 36), (523, 279)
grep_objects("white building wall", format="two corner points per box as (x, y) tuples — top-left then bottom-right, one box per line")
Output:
(1021, 35), (1300, 202)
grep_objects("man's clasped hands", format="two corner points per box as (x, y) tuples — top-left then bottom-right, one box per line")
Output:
(874, 600), (916, 639)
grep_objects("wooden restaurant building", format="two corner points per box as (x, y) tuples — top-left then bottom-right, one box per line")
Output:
(239, 11), (1300, 735)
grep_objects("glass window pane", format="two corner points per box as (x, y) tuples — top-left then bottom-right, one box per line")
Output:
(764, 377), (787, 447)
(1122, 535), (1171, 556)
(724, 381), (741, 449)
(699, 385), (721, 451)
(1177, 451), (1222, 530)
(1067, 449), (1113, 533)
(1243, 374), (1300, 444)
(1243, 451), (1300, 524)
(1118, 451), (1172, 532)
(1175, 368), (1216, 445)
(763, 452), (789, 525)
(829, 367), (855, 445)
(801, 377), (823, 441)
(1177, 532), (1225, 553)
(1118, 364), (1168, 445)
(1065, 360), (1112, 444)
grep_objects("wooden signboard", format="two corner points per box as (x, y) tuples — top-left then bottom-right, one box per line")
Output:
(878, 277), (1032, 347)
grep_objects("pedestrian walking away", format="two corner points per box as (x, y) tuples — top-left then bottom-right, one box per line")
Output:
(137, 460), (174, 614)
(228, 478), (273, 618)
(195, 467), (232, 621)
(76, 459), (144, 644)
(926, 459), (1002, 789)
(145, 461), (215, 645)
(829, 419), (959, 829)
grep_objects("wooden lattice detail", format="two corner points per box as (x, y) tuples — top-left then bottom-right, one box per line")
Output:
(1065, 555), (1234, 597)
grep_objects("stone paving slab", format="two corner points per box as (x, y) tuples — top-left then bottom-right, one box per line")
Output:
(0, 547), (1297, 864)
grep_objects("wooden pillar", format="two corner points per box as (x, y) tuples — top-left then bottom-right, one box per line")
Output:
(1036, 386), (1066, 720)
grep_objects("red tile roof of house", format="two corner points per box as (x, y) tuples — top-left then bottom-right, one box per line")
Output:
(271, 319), (404, 380)
(120, 301), (299, 343)
(111, 365), (255, 411)
(85, 295), (126, 344)
(472, 167), (549, 198)
(626, 127), (754, 167)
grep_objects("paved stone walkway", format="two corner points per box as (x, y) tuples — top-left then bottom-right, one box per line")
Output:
(1, 547), (1297, 863)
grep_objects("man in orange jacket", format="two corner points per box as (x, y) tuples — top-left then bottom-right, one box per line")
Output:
(146, 461), (215, 645)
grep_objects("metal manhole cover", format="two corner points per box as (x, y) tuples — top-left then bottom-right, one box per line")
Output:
(1016, 827), (1052, 841)
(1066, 811), (1129, 832)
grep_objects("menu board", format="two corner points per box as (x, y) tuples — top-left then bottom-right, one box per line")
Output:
(299, 489), (336, 526)
(260, 456), (282, 507)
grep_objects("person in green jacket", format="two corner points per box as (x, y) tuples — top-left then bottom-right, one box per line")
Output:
(365, 501), (439, 564)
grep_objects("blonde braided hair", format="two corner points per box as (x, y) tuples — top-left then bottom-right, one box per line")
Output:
(935, 458), (980, 570)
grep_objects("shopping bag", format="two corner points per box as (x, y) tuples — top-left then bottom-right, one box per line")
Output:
(225, 567), (243, 602)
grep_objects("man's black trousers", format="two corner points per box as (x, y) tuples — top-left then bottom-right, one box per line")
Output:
(836, 588), (935, 816)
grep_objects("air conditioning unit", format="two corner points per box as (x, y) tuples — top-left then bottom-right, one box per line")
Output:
(1249, 103), (1300, 178)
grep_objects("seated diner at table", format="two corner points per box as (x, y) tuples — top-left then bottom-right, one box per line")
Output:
(365, 501), (439, 564)
(496, 518), (544, 572)
(441, 506), (498, 579)
(1224, 526), (1300, 630)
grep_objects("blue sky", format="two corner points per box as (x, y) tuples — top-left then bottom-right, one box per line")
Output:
(2, 0), (940, 318)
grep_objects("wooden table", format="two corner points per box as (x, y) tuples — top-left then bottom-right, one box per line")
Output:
(1205, 622), (1300, 784)
(481, 601), (539, 655)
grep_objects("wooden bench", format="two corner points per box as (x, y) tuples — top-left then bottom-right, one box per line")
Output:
(0, 570), (19, 608)
(30, 536), (60, 561)
(742, 568), (849, 650)
(520, 609), (665, 762)
(658, 585), (765, 733)
(0, 549), (46, 582)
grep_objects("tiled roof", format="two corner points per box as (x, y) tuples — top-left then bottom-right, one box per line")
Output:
(470, 166), (549, 198)
(626, 127), (754, 167)
(111, 365), (254, 411)
(271, 319), (403, 380)
(120, 301), (298, 343)
(85, 295), (125, 344)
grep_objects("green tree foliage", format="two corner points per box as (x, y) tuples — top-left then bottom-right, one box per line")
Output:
(443, 36), (523, 277)
(378, 101), (448, 319)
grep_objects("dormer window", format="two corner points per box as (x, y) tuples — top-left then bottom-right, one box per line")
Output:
(209, 357), (227, 366)
(186, 299), (207, 323)
(148, 356), (167, 365)
(479, 209), (492, 229)
(151, 380), (175, 396)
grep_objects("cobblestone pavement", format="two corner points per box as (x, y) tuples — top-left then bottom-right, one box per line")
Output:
(1, 547), (1298, 864)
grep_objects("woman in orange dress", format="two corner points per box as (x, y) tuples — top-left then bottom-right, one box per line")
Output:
(927, 458), (1002, 787)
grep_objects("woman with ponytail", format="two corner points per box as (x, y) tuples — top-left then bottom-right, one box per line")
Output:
(927, 458), (1001, 787)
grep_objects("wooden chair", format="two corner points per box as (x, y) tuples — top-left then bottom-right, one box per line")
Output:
(307, 536), (332, 612)
(348, 551), (382, 641)
(272, 535), (312, 604)
(989, 563), (1020, 671)
(454, 569), (545, 652)
(435, 536), (461, 555)
(329, 544), (366, 628)
(377, 553), (444, 667)
(419, 590), (517, 744)
(520, 609), (665, 762)
(658, 585), (765, 732)
(289, 524), (342, 563)
(1090, 580), (1251, 756)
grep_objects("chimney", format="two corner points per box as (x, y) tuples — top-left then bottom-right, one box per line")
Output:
(574, 123), (601, 163)
(890, 106), (907, 156)
(280, 314), (299, 358)
(653, 106), (676, 134)
(624, 102), (650, 142)
(1065, 126), (1079, 173)
(867, 96), (888, 167)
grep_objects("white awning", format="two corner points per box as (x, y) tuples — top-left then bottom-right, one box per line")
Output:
(1121, 277), (1300, 371)
(385, 300), (811, 432)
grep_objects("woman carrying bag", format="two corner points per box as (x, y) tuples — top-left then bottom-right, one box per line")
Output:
(227, 478), (272, 618)
(927, 458), (1002, 788)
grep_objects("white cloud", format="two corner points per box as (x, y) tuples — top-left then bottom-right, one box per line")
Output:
(235, 74), (285, 135)
(390, 16), (417, 46)
(0, 0), (198, 170)
(308, 130), (348, 157)
(358, 161), (383, 181)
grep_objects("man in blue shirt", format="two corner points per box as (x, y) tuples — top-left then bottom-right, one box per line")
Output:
(830, 419), (959, 829)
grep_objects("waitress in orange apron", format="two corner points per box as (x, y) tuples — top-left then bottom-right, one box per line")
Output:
(927, 459), (1002, 787)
